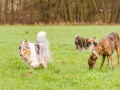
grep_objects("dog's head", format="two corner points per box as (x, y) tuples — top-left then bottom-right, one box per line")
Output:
(19, 41), (30, 59)
(88, 53), (98, 70)
(88, 45), (103, 70)
(88, 37), (96, 44)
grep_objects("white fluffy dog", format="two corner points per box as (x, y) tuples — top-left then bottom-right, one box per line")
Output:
(19, 31), (51, 69)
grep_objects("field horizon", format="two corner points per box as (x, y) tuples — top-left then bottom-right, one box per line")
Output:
(0, 25), (120, 90)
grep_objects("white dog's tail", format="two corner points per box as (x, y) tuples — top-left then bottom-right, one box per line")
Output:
(36, 31), (51, 64)
(37, 31), (46, 42)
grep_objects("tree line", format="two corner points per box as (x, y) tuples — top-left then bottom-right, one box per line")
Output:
(0, 0), (120, 25)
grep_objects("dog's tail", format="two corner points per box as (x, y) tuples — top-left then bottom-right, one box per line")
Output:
(37, 31), (46, 42)
(36, 31), (51, 64)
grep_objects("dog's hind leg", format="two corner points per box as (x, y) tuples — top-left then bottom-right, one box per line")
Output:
(77, 43), (83, 51)
(108, 55), (114, 70)
(41, 59), (47, 68)
(116, 47), (120, 65)
(100, 55), (106, 69)
(77, 45), (82, 51)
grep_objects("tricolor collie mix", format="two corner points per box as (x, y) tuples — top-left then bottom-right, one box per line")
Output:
(75, 35), (97, 51)
(19, 31), (51, 69)
(88, 32), (120, 70)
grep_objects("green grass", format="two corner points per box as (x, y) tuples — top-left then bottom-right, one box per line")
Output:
(0, 25), (120, 90)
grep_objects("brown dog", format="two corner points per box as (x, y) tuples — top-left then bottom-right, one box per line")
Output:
(88, 32), (120, 70)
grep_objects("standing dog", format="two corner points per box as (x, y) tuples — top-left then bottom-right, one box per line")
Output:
(19, 31), (51, 69)
(75, 35), (97, 51)
(88, 32), (120, 70)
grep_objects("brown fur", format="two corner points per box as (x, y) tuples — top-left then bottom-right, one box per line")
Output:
(88, 32), (120, 70)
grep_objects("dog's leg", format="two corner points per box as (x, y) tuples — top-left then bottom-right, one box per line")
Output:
(29, 65), (34, 69)
(80, 45), (83, 51)
(108, 55), (114, 70)
(78, 45), (82, 51)
(30, 61), (39, 69)
(111, 55), (114, 70)
(79, 43), (84, 51)
(38, 55), (48, 68)
(84, 44), (87, 50)
(100, 55), (106, 69)
(41, 59), (47, 68)
(76, 44), (78, 49)
(76, 44), (82, 51)
(116, 47), (120, 65)
(107, 56), (110, 67)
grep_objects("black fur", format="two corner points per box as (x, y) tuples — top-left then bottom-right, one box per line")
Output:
(75, 36), (97, 50)
(35, 43), (40, 55)
(75, 36), (91, 50)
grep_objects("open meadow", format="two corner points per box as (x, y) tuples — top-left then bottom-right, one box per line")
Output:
(1, 25), (120, 90)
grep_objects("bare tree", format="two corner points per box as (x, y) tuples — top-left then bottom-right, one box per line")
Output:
(0, 0), (120, 24)
(10, 0), (14, 25)
(102, 0), (107, 23)
(92, 0), (103, 23)
(4, 0), (8, 24)
(110, 0), (115, 23)
(48, 0), (52, 24)
(65, 0), (72, 23)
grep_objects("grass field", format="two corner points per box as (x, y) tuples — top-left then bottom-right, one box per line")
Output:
(0, 25), (120, 90)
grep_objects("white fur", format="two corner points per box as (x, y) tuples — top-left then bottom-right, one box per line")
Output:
(20, 41), (39, 68)
(19, 31), (51, 69)
(36, 31), (51, 67)
(75, 35), (78, 38)
(37, 31), (46, 41)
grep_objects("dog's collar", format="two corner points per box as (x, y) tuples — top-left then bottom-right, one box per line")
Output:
(92, 49), (99, 58)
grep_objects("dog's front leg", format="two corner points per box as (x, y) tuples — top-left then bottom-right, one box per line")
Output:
(107, 56), (110, 67)
(100, 55), (106, 69)
(30, 61), (39, 69)
(29, 65), (34, 69)
(111, 55), (114, 70)
(84, 43), (87, 49)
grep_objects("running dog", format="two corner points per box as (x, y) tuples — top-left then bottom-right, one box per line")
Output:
(75, 35), (97, 51)
(19, 31), (51, 69)
(88, 32), (120, 70)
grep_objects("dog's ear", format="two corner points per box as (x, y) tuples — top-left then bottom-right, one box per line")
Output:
(24, 41), (28, 46)
(19, 46), (21, 50)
